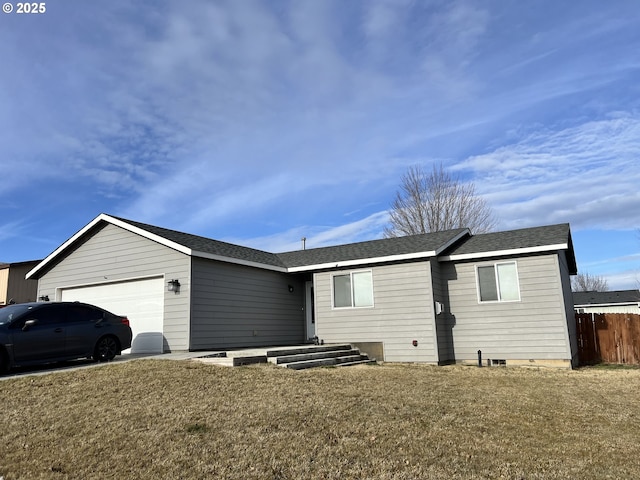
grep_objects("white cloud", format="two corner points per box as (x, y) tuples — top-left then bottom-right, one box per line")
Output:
(604, 270), (640, 292)
(1, 0), (640, 272)
(458, 114), (640, 230)
(234, 210), (390, 253)
(0, 221), (28, 243)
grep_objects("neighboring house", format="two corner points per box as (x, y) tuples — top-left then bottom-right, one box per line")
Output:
(573, 290), (640, 314)
(26, 214), (578, 367)
(0, 260), (41, 306)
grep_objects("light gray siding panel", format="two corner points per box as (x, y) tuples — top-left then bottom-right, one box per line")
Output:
(315, 262), (438, 363)
(441, 253), (573, 362)
(190, 258), (304, 349)
(36, 224), (191, 351)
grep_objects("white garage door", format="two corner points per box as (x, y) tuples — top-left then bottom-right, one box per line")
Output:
(60, 277), (165, 354)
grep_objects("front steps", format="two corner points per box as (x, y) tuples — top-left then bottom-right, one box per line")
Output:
(196, 344), (375, 370)
(267, 344), (375, 370)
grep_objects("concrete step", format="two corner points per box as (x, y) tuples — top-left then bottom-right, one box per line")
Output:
(284, 354), (371, 370)
(196, 357), (235, 367)
(335, 359), (378, 368)
(192, 344), (376, 370)
(269, 348), (361, 365)
(231, 355), (268, 366)
(266, 344), (353, 358)
(195, 355), (267, 367)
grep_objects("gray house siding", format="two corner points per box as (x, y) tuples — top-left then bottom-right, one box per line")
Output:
(35, 223), (191, 351)
(0, 268), (7, 304)
(189, 257), (304, 349)
(441, 253), (573, 366)
(314, 261), (438, 363)
(558, 251), (579, 365)
(1, 262), (39, 305)
(431, 259), (454, 363)
(26, 215), (578, 367)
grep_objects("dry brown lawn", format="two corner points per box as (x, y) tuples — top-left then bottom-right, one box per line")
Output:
(1, 360), (639, 479)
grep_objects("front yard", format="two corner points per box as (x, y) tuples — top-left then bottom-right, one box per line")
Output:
(1, 360), (639, 479)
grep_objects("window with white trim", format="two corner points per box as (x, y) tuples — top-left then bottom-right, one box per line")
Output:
(332, 270), (374, 308)
(477, 262), (520, 302)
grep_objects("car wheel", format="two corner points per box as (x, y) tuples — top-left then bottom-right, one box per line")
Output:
(94, 336), (119, 362)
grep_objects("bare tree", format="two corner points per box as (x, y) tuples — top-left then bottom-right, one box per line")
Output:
(384, 163), (497, 237)
(571, 272), (609, 292)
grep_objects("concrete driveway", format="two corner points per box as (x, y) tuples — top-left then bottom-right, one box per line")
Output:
(0, 351), (222, 380)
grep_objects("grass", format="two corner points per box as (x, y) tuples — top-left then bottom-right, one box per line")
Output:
(1, 360), (640, 479)
(582, 362), (640, 370)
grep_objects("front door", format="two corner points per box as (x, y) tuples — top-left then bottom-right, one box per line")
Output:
(305, 281), (316, 341)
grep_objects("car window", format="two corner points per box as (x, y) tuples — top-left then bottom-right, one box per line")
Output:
(24, 305), (67, 326)
(0, 304), (34, 325)
(67, 305), (103, 323)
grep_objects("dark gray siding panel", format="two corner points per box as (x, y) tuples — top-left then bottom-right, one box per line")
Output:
(431, 259), (454, 363)
(6, 264), (39, 304)
(190, 258), (304, 349)
(558, 251), (579, 364)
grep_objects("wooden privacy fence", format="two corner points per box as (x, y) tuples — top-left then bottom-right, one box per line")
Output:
(576, 313), (640, 365)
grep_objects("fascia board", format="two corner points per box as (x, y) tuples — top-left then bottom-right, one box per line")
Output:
(106, 215), (193, 255)
(286, 250), (437, 273)
(192, 250), (288, 273)
(26, 214), (192, 279)
(24, 218), (469, 278)
(438, 243), (569, 263)
(59, 216), (286, 272)
(27, 214), (109, 279)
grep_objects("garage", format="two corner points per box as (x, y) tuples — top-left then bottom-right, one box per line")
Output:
(27, 214), (305, 353)
(60, 277), (165, 354)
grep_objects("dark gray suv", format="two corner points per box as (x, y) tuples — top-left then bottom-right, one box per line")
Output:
(0, 302), (132, 373)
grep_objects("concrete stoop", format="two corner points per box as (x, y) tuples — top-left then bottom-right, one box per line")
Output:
(267, 344), (375, 370)
(195, 344), (376, 370)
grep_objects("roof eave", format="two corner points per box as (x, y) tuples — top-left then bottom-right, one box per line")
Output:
(26, 214), (193, 279)
(434, 228), (471, 256)
(565, 229), (578, 275)
(192, 250), (288, 272)
(438, 243), (570, 263)
(285, 228), (470, 273)
(287, 250), (438, 273)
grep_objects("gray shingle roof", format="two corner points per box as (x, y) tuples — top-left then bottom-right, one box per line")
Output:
(110, 217), (575, 273)
(115, 216), (468, 269)
(111, 217), (287, 268)
(446, 223), (570, 255)
(573, 290), (640, 306)
(27, 212), (581, 280)
(277, 228), (469, 268)
(443, 223), (577, 273)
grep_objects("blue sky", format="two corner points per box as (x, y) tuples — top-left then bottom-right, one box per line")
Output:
(1, 0), (639, 289)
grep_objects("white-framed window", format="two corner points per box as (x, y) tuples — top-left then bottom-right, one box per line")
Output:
(476, 261), (520, 303)
(332, 270), (374, 308)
